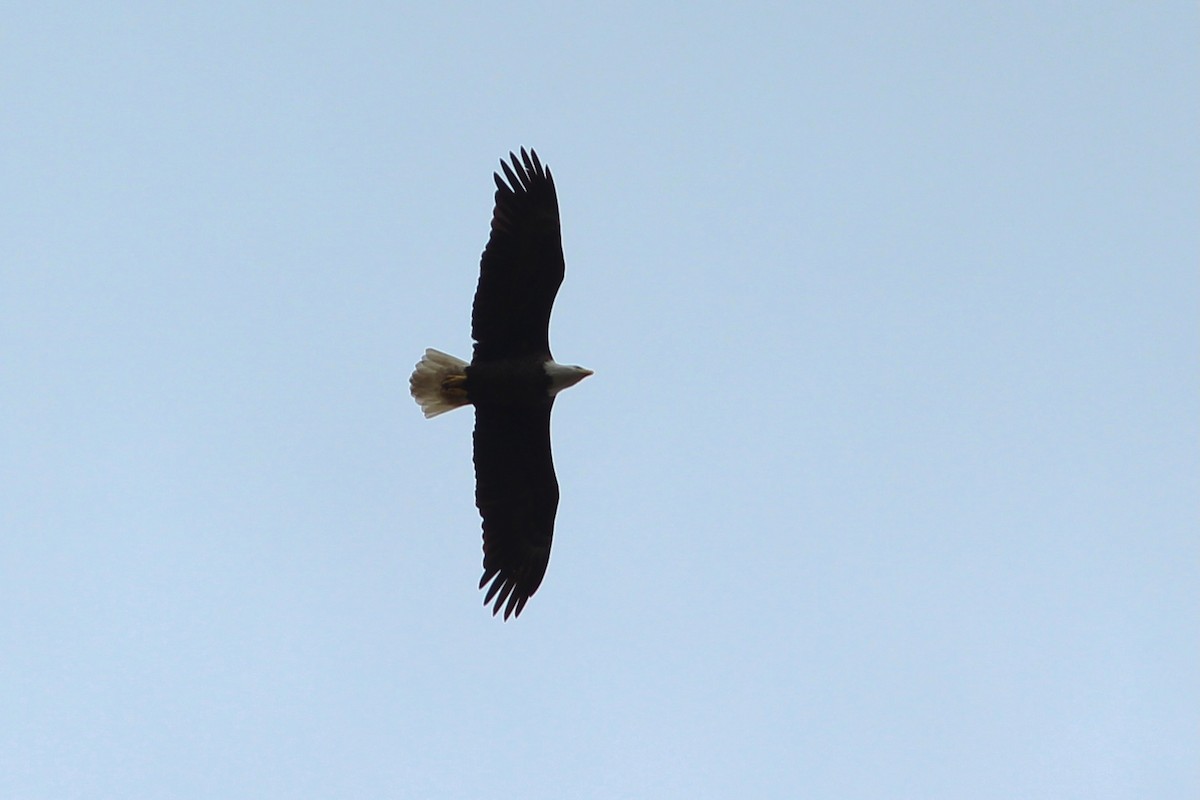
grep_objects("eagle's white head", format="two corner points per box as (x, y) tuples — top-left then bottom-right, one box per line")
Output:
(544, 361), (593, 397)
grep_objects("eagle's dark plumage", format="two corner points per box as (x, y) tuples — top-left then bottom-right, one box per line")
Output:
(472, 149), (563, 362)
(409, 149), (591, 619)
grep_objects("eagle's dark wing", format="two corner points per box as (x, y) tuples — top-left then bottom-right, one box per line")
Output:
(471, 148), (564, 363)
(473, 402), (559, 619)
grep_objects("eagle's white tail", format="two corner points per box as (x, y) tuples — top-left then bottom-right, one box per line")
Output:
(409, 349), (470, 418)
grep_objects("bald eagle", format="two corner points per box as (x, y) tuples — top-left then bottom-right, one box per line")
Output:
(410, 148), (591, 620)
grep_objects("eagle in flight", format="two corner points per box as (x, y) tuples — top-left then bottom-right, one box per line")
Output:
(410, 148), (591, 620)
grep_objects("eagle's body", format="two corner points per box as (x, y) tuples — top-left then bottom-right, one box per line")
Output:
(409, 149), (590, 620)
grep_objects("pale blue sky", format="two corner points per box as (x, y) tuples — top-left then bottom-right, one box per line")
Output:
(3, 4), (1197, 798)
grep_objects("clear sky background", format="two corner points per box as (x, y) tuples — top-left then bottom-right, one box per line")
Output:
(2, 4), (1196, 798)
